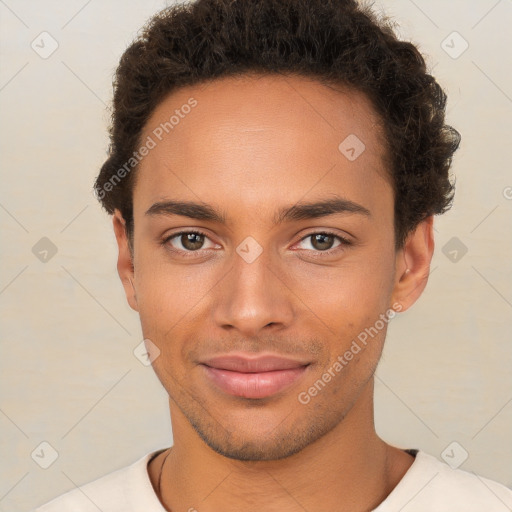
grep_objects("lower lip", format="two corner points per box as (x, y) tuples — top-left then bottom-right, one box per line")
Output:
(201, 365), (309, 399)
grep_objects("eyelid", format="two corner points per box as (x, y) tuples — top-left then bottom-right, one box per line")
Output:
(162, 228), (352, 257)
(292, 230), (352, 254)
(162, 229), (218, 253)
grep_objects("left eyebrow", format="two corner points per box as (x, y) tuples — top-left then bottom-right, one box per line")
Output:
(274, 196), (371, 224)
(145, 195), (371, 225)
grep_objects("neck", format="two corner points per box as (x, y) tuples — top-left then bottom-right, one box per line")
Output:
(152, 379), (414, 512)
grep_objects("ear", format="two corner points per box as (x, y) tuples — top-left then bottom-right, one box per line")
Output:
(390, 216), (435, 313)
(112, 209), (138, 312)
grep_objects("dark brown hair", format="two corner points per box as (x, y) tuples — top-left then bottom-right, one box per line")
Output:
(94, 0), (460, 250)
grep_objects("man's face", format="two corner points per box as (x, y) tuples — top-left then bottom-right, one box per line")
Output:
(124, 74), (401, 460)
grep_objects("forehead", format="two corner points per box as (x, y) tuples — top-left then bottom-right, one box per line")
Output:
(133, 74), (391, 223)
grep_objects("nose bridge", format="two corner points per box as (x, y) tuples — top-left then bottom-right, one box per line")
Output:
(212, 238), (294, 335)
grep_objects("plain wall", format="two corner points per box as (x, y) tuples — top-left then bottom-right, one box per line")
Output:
(0, 1), (511, 511)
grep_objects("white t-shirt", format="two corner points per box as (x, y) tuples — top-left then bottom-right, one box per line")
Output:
(33, 448), (512, 511)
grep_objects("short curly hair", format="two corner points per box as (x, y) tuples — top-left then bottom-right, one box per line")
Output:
(94, 0), (460, 250)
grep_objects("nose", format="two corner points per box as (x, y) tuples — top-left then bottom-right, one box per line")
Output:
(212, 245), (295, 338)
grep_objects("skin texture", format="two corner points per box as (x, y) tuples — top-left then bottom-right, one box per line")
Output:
(113, 74), (434, 512)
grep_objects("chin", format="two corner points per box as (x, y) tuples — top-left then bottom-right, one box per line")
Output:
(187, 407), (342, 462)
(197, 431), (312, 461)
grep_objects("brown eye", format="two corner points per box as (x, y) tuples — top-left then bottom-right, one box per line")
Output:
(163, 230), (216, 254)
(179, 232), (205, 251)
(310, 233), (336, 251)
(295, 231), (352, 255)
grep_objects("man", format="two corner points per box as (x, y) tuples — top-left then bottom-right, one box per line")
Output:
(35, 0), (512, 510)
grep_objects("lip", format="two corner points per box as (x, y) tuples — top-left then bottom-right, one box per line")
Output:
(200, 353), (310, 399)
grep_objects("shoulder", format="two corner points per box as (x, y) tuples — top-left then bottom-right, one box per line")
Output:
(32, 450), (165, 512)
(376, 450), (512, 512)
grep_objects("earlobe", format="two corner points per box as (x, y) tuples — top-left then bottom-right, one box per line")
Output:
(113, 209), (139, 312)
(391, 217), (435, 313)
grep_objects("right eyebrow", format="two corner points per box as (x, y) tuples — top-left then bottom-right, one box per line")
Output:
(145, 200), (226, 223)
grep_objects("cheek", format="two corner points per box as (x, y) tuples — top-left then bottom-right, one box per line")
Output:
(134, 260), (177, 338)
(135, 245), (195, 309)
(290, 250), (396, 384)
(134, 258), (216, 357)
(295, 253), (395, 329)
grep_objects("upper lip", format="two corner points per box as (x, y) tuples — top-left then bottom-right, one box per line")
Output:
(201, 353), (310, 373)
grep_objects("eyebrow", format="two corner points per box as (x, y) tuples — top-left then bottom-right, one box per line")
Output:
(145, 195), (371, 225)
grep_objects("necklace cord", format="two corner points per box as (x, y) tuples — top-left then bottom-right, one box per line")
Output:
(157, 448), (173, 501)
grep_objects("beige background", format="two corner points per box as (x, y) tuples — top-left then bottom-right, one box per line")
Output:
(0, 1), (511, 511)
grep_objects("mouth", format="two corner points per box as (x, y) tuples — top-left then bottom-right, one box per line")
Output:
(200, 353), (311, 399)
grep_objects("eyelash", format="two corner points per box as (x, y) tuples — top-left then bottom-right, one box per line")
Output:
(160, 229), (352, 258)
